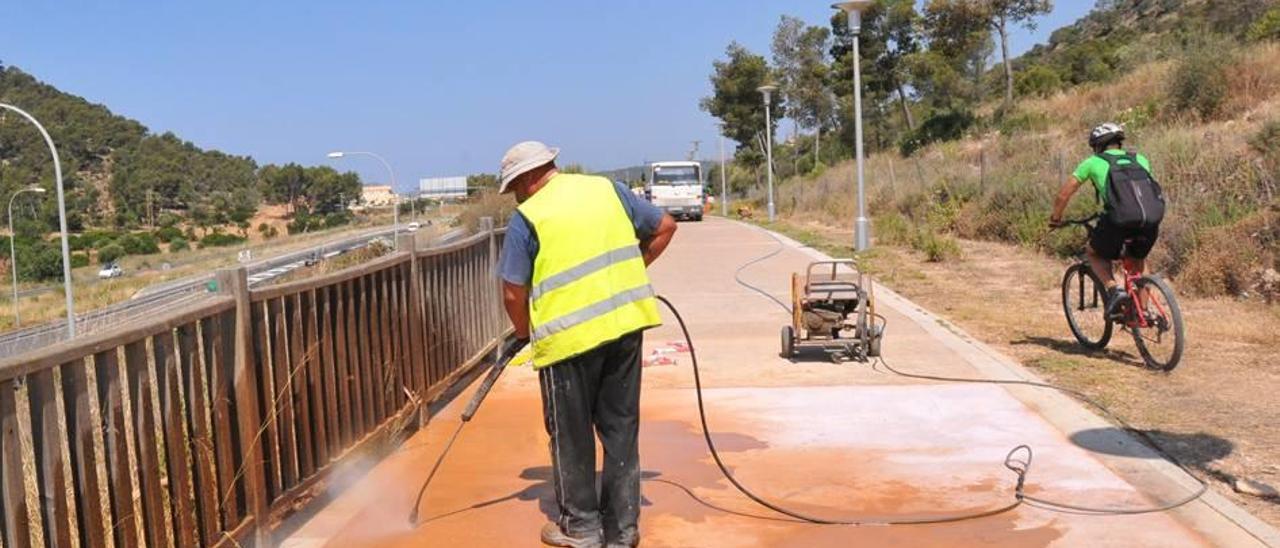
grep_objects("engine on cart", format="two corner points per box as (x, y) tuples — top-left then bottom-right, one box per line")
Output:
(802, 300), (855, 337)
(782, 260), (885, 362)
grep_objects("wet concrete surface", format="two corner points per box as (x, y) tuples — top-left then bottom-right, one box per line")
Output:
(285, 217), (1267, 547)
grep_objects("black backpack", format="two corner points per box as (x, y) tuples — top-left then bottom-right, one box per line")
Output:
(1097, 152), (1165, 229)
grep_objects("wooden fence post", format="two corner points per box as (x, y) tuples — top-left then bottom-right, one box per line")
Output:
(217, 267), (270, 546)
(397, 233), (428, 416)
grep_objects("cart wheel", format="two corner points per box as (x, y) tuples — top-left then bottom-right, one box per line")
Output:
(780, 326), (795, 358)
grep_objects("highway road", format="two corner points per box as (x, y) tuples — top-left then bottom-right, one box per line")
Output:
(0, 225), (464, 360)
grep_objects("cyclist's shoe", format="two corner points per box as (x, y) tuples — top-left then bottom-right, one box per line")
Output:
(1105, 287), (1129, 319)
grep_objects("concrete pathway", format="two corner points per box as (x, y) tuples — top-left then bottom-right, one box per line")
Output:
(285, 217), (1277, 547)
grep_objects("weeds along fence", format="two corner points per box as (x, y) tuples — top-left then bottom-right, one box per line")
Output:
(0, 219), (507, 547)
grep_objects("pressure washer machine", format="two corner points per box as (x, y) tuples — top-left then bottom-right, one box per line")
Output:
(781, 259), (885, 362)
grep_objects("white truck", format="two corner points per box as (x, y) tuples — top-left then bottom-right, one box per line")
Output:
(645, 161), (704, 222)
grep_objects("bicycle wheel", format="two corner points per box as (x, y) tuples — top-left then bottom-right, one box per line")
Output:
(1061, 264), (1112, 349)
(1130, 275), (1185, 372)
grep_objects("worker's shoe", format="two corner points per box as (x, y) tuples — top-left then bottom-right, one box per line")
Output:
(541, 522), (603, 548)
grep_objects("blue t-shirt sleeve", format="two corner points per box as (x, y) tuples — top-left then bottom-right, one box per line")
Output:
(498, 211), (536, 286)
(612, 182), (664, 240)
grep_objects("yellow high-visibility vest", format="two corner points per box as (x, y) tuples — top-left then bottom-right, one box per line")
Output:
(517, 173), (661, 368)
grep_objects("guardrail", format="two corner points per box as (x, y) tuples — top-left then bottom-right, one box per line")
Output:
(0, 219), (507, 546)
(0, 227), (403, 359)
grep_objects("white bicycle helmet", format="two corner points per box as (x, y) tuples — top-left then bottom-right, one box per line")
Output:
(1088, 122), (1125, 152)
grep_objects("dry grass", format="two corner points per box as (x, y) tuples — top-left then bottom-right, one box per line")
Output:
(455, 190), (515, 233)
(768, 218), (1280, 528)
(767, 42), (1280, 299)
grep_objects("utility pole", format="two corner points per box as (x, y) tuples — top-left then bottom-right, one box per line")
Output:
(833, 1), (874, 251)
(718, 125), (728, 217)
(758, 84), (778, 223)
(0, 103), (76, 335)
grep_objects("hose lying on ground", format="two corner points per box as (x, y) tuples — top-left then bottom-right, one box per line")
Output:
(721, 225), (1207, 520)
(410, 224), (1208, 530)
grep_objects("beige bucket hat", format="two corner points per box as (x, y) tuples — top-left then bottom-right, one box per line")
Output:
(499, 141), (560, 194)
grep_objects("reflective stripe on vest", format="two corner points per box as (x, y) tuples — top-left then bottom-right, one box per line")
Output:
(516, 173), (662, 368)
(530, 244), (643, 301)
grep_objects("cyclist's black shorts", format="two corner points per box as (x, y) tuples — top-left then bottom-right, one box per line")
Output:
(1090, 218), (1159, 260)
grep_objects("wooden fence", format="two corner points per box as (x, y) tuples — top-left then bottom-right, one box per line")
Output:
(0, 221), (507, 547)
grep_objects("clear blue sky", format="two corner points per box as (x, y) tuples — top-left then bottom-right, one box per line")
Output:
(2, 1), (1093, 190)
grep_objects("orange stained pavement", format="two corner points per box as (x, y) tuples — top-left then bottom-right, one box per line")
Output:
(285, 217), (1274, 547)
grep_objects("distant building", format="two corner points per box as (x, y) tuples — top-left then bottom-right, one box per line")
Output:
(361, 184), (397, 207)
(419, 176), (468, 200)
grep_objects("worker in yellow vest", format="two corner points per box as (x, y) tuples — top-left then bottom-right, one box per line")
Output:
(497, 141), (677, 548)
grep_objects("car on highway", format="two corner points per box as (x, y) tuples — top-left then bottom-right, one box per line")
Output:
(98, 263), (124, 279)
(408, 221), (421, 231)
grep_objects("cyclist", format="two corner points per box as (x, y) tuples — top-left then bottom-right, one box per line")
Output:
(1050, 123), (1162, 316)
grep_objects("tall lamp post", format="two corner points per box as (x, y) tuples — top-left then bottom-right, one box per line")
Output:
(327, 150), (400, 247)
(0, 103), (76, 335)
(833, 1), (874, 251)
(757, 84), (778, 223)
(718, 123), (729, 217)
(8, 186), (47, 326)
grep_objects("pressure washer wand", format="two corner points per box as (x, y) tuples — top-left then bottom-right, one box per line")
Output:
(407, 337), (525, 525)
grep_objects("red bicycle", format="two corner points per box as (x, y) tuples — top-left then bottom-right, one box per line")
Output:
(1059, 216), (1185, 371)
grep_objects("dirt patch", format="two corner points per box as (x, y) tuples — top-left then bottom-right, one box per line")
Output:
(772, 219), (1280, 528)
(247, 203), (293, 243)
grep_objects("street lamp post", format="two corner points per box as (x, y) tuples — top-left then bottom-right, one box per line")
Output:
(7, 186), (47, 326)
(0, 103), (76, 335)
(718, 123), (729, 217)
(834, 1), (874, 251)
(327, 150), (400, 247)
(757, 84), (779, 223)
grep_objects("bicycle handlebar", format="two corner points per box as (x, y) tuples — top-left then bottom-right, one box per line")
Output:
(1053, 214), (1101, 232)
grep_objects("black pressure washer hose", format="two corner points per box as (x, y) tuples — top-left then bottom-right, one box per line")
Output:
(407, 299), (1032, 527)
(407, 227), (1209, 528)
(655, 295), (1034, 525)
(730, 225), (1209, 518)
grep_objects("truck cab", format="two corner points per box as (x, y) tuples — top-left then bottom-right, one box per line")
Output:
(646, 161), (704, 222)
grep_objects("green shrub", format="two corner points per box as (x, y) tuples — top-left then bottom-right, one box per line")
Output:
(1249, 118), (1280, 160)
(17, 242), (65, 281)
(324, 212), (351, 229)
(287, 212), (320, 235)
(1246, 7), (1280, 42)
(156, 212), (180, 229)
(1168, 49), (1230, 119)
(169, 238), (190, 252)
(200, 232), (246, 248)
(70, 252), (90, 268)
(120, 233), (160, 255)
(154, 226), (183, 242)
(914, 230), (961, 262)
(67, 234), (87, 251)
(873, 213), (914, 246)
(82, 230), (120, 250)
(97, 243), (126, 265)
(900, 109), (975, 156)
(1015, 65), (1063, 98)
(258, 223), (279, 239)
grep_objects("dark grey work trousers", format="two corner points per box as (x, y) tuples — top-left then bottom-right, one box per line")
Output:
(538, 331), (643, 545)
